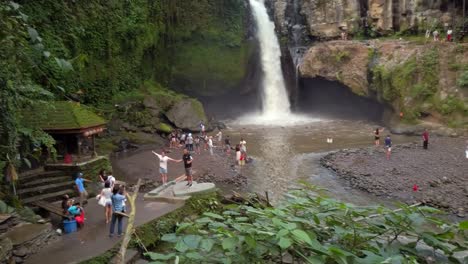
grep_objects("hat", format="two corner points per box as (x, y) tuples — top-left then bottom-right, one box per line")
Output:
(188, 133), (192, 136)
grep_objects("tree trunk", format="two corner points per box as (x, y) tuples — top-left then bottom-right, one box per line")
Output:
(111, 178), (142, 264)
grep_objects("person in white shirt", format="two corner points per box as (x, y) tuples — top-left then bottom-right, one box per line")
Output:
(208, 136), (214, 156)
(216, 130), (222, 145)
(240, 138), (247, 153)
(152, 150), (181, 185)
(106, 172), (116, 189)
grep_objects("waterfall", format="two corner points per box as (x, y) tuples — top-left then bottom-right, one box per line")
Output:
(249, 0), (291, 118)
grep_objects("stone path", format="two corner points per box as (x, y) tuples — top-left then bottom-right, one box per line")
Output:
(24, 195), (182, 264)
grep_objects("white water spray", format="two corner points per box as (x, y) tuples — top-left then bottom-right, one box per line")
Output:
(249, 0), (291, 118)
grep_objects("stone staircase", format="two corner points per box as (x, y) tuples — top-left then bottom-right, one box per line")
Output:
(17, 168), (76, 204)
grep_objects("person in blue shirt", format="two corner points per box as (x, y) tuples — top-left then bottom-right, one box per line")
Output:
(109, 186), (128, 237)
(384, 135), (392, 160)
(75, 172), (91, 206)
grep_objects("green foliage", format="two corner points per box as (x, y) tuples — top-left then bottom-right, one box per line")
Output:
(157, 123), (172, 134)
(334, 50), (350, 63)
(437, 96), (467, 115)
(457, 71), (468, 88)
(151, 187), (468, 263)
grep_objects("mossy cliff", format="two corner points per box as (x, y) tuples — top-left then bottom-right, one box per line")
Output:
(300, 40), (468, 129)
(17, 0), (250, 103)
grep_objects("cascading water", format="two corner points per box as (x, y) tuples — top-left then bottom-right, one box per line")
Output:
(235, 0), (316, 125)
(249, 0), (291, 118)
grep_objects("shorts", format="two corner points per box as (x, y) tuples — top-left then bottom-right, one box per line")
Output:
(386, 147), (392, 151)
(375, 136), (380, 140)
(159, 167), (167, 174)
(240, 160), (245, 166)
(185, 167), (192, 176)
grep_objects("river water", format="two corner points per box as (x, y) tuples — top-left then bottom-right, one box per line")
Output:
(223, 119), (417, 205)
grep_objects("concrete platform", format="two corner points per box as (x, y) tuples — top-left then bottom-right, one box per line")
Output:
(144, 179), (216, 203)
(173, 181), (216, 197)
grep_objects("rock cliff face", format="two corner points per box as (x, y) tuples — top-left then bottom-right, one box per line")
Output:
(267, 0), (464, 39)
(299, 40), (468, 127)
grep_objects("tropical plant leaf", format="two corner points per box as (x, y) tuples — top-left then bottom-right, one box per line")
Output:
(27, 27), (38, 42)
(222, 237), (237, 251)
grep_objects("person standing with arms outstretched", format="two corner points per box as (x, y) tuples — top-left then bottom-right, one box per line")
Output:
(384, 135), (392, 160)
(182, 148), (194, 187)
(152, 150), (181, 185)
(422, 129), (429, 150)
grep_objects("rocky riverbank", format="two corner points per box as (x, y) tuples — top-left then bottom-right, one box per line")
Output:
(321, 137), (468, 218)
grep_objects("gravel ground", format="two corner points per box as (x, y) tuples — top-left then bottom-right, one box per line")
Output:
(321, 137), (468, 218)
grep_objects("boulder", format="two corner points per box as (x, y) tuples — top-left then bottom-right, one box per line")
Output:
(142, 97), (159, 110)
(165, 99), (207, 131)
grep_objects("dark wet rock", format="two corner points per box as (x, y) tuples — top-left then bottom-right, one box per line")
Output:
(14, 256), (24, 263)
(165, 99), (207, 131)
(13, 247), (27, 257)
(142, 97), (160, 110)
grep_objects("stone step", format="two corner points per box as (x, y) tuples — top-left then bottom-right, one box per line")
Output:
(18, 170), (65, 183)
(22, 189), (76, 204)
(18, 181), (74, 195)
(19, 168), (45, 178)
(20, 176), (71, 188)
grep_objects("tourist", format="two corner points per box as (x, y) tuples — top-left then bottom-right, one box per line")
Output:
(98, 169), (108, 187)
(240, 138), (247, 153)
(208, 136), (214, 156)
(61, 194), (70, 217)
(433, 30), (439, 41)
(152, 150), (182, 185)
(106, 171), (116, 189)
(75, 172), (90, 206)
(465, 141), (468, 159)
(109, 186), (128, 237)
(216, 130), (222, 145)
(194, 136), (201, 154)
(384, 135), (392, 160)
(182, 148), (194, 187)
(225, 135), (231, 155)
(97, 181), (113, 224)
(170, 132), (176, 149)
(422, 129), (429, 150)
(240, 150), (246, 167)
(447, 28), (453, 42)
(200, 123), (206, 136)
(204, 134), (209, 151)
(235, 145), (241, 166)
(180, 132), (187, 147)
(374, 128), (384, 146)
(67, 201), (85, 227)
(186, 133), (194, 152)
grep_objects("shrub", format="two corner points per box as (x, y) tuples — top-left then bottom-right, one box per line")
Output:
(457, 71), (468, 88)
(149, 186), (468, 263)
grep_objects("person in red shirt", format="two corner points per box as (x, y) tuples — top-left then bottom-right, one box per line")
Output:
(422, 129), (429, 150)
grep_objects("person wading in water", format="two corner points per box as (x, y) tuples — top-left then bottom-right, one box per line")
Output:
(152, 150), (181, 185)
(422, 129), (429, 150)
(384, 135), (392, 160)
(374, 128), (384, 146)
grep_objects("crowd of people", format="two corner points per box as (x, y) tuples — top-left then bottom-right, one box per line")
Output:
(60, 170), (129, 237)
(372, 127), (431, 160)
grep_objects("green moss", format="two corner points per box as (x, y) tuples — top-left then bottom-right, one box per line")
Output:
(157, 123), (172, 134)
(22, 101), (106, 130)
